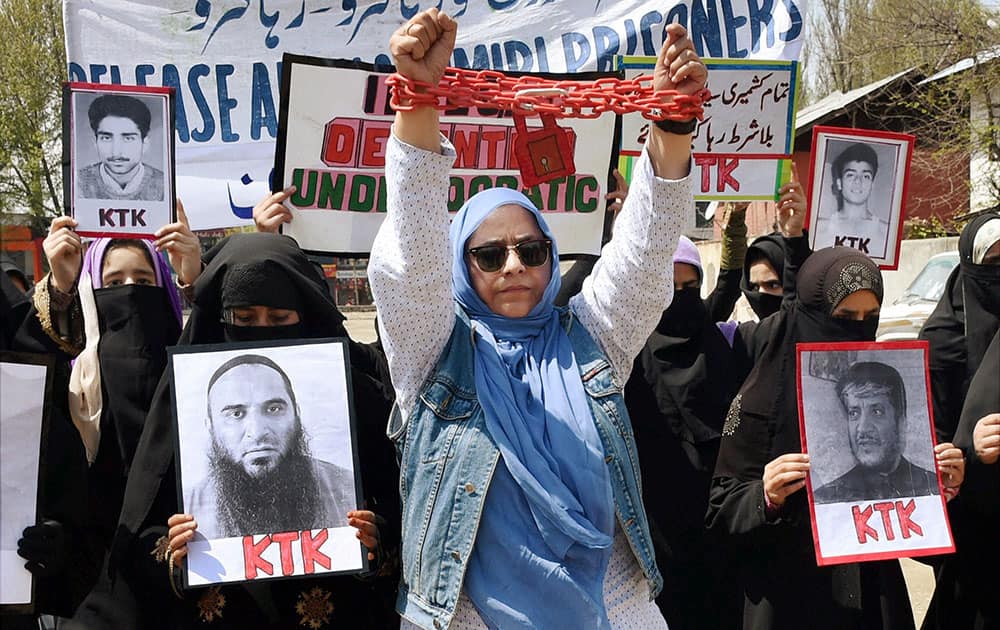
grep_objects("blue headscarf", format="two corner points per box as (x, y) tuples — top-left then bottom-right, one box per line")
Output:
(451, 187), (614, 628)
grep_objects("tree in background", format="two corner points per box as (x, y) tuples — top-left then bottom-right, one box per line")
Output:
(804, 0), (1000, 220)
(0, 0), (65, 234)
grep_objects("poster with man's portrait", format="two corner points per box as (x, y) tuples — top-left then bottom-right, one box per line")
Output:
(63, 82), (175, 238)
(805, 127), (914, 270)
(170, 339), (365, 587)
(1, 353), (53, 612)
(797, 341), (955, 566)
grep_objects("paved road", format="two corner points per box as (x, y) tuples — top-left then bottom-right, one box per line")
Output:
(343, 310), (938, 626)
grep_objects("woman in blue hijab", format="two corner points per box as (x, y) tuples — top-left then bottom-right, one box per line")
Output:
(368, 9), (708, 630)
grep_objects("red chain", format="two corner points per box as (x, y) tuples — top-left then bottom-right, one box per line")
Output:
(388, 67), (709, 121)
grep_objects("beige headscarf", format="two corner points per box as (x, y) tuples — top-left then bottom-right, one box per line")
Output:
(972, 217), (1000, 264)
(68, 271), (102, 464)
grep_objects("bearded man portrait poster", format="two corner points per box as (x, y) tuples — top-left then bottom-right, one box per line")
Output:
(170, 339), (363, 583)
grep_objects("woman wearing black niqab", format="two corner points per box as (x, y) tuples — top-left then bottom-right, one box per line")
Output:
(69, 233), (399, 630)
(740, 234), (786, 319)
(920, 210), (1000, 443)
(625, 238), (750, 628)
(707, 246), (965, 630)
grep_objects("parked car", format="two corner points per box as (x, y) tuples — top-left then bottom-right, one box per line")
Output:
(876, 251), (960, 341)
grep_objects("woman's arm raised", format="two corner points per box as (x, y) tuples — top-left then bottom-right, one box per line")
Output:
(368, 9), (459, 419)
(571, 23), (706, 380)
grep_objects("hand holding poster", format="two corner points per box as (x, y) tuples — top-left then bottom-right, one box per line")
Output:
(63, 83), (177, 238)
(1, 354), (52, 611)
(806, 127), (914, 270)
(617, 57), (799, 200)
(797, 341), (955, 566)
(275, 57), (617, 255)
(170, 340), (365, 587)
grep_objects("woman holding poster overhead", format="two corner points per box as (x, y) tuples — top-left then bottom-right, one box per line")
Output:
(40, 229), (186, 549)
(5, 213), (193, 624)
(706, 246), (966, 630)
(368, 8), (706, 630)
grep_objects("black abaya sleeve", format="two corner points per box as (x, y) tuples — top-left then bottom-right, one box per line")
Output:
(705, 267), (742, 323)
(919, 266), (967, 443)
(706, 409), (806, 551)
(780, 234), (811, 310)
(953, 331), (1000, 517)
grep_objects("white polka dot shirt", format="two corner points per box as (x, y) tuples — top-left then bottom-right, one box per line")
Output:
(368, 131), (693, 421)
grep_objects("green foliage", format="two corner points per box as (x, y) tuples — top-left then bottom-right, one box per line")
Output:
(0, 0), (65, 233)
(805, 0), (1000, 212)
(903, 215), (954, 240)
(806, 0), (994, 95)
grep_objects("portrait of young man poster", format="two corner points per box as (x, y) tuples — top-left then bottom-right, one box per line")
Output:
(805, 127), (914, 270)
(64, 83), (176, 238)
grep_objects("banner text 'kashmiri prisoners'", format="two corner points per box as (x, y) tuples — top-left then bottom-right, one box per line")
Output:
(64, 0), (807, 230)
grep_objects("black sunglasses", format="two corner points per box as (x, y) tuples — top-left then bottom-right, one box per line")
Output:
(466, 239), (552, 273)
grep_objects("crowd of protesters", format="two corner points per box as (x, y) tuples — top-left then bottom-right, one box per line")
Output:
(2, 7), (997, 630)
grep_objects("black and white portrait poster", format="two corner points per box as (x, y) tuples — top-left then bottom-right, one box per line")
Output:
(805, 126), (913, 270)
(63, 82), (175, 238)
(797, 341), (954, 566)
(169, 339), (364, 587)
(1, 354), (51, 610)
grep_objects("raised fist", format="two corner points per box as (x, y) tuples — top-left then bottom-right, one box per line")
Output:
(653, 23), (708, 98)
(389, 8), (458, 86)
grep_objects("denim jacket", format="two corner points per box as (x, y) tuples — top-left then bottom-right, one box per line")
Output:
(388, 307), (663, 630)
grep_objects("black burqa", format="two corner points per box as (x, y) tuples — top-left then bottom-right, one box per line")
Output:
(707, 246), (915, 630)
(625, 286), (751, 629)
(920, 211), (1000, 443)
(922, 330), (999, 630)
(71, 233), (399, 630)
(88, 283), (182, 548)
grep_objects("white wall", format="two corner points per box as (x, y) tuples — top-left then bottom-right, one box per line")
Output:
(970, 86), (999, 214)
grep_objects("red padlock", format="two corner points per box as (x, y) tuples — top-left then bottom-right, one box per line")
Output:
(511, 111), (576, 188)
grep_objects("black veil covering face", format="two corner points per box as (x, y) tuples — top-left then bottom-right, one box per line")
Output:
(740, 234), (786, 320)
(957, 213), (1000, 366)
(920, 211), (1000, 442)
(88, 283), (182, 548)
(707, 247), (915, 630)
(923, 330), (999, 630)
(75, 233), (399, 630)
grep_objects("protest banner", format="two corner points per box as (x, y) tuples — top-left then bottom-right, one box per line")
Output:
(63, 83), (176, 238)
(170, 339), (365, 587)
(275, 56), (616, 255)
(1, 353), (53, 611)
(616, 56), (799, 201)
(797, 341), (955, 566)
(64, 0), (808, 231)
(806, 126), (913, 270)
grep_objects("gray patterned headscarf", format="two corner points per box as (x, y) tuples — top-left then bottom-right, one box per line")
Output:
(797, 246), (883, 314)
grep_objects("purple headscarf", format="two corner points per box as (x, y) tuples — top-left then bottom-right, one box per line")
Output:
(81, 238), (183, 325)
(673, 235), (703, 282)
